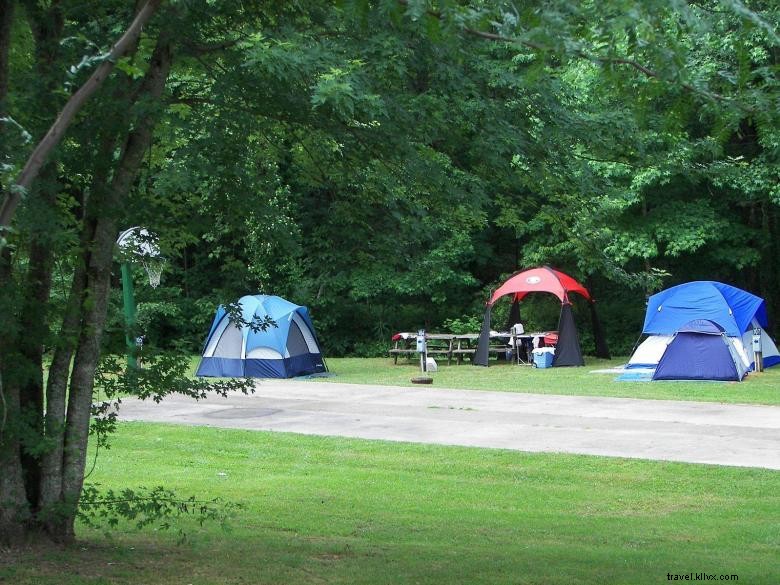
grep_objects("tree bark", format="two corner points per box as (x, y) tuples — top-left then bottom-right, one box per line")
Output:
(57, 34), (173, 541)
(0, 372), (30, 544)
(17, 183), (58, 514)
(37, 256), (87, 537)
(0, 0), (13, 108)
(0, 0), (164, 231)
(38, 132), (115, 534)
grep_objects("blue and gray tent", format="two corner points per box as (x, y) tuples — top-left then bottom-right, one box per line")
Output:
(628, 281), (779, 371)
(196, 295), (326, 379)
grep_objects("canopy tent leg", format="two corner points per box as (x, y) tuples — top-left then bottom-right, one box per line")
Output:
(552, 303), (585, 367)
(474, 306), (492, 367)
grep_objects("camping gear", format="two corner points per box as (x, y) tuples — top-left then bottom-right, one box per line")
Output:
(532, 348), (555, 368)
(475, 266), (609, 367)
(196, 295), (326, 378)
(652, 320), (748, 381)
(628, 281), (778, 371)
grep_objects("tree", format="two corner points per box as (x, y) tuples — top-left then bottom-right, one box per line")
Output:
(0, 0), (254, 543)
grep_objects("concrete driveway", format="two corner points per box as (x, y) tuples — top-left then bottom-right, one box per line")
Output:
(117, 380), (780, 470)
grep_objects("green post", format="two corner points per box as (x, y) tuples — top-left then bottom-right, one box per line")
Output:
(121, 261), (137, 369)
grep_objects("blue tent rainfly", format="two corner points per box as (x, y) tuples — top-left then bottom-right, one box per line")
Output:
(643, 281), (767, 337)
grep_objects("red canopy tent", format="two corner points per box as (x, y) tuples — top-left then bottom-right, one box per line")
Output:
(489, 266), (591, 305)
(475, 266), (609, 367)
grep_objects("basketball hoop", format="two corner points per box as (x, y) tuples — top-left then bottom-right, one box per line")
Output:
(116, 226), (164, 287)
(142, 256), (164, 288)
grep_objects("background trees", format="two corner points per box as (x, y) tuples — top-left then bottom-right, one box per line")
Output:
(1, 0), (778, 543)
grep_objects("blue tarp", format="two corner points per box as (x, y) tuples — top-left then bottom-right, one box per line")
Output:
(643, 281), (768, 337)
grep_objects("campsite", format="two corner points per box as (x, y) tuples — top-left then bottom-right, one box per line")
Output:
(2, 2), (780, 584)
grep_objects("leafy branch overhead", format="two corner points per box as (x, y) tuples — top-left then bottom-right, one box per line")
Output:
(396, 0), (778, 108)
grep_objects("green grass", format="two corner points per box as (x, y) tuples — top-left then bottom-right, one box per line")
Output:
(3, 422), (779, 584)
(186, 355), (780, 404)
(311, 356), (780, 405)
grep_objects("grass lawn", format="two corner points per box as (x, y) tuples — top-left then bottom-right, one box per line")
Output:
(311, 357), (780, 405)
(3, 422), (779, 584)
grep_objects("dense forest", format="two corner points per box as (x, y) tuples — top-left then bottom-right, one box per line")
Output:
(1, 0), (778, 541)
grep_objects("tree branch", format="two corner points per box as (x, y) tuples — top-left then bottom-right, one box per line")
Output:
(396, 0), (731, 105)
(0, 0), (164, 232)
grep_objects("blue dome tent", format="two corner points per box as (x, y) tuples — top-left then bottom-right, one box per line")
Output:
(196, 295), (327, 379)
(628, 281), (779, 372)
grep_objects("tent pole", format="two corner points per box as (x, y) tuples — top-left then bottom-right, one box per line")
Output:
(121, 261), (137, 369)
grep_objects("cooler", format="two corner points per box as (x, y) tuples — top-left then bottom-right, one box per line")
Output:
(532, 348), (555, 368)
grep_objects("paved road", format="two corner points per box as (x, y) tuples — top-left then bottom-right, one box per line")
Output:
(117, 380), (780, 470)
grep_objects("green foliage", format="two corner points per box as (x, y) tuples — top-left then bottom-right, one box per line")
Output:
(5, 0), (780, 385)
(94, 353), (255, 406)
(78, 484), (239, 543)
(442, 315), (483, 334)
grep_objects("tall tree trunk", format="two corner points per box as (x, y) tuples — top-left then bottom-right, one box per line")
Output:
(0, 385), (29, 543)
(37, 256), (88, 537)
(0, 0), (30, 546)
(4, 0), (68, 531)
(17, 181), (58, 515)
(38, 133), (116, 536)
(56, 34), (173, 542)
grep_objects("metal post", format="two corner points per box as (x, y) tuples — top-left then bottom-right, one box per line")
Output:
(121, 261), (137, 369)
(752, 328), (763, 373)
(417, 329), (427, 372)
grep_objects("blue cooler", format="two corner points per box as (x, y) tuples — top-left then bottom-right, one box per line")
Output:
(532, 349), (554, 368)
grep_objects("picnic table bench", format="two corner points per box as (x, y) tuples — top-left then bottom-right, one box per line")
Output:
(390, 331), (556, 365)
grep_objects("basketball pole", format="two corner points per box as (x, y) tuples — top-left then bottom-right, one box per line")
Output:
(121, 260), (138, 369)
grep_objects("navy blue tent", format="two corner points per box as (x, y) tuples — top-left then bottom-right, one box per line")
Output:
(652, 320), (748, 382)
(196, 295), (326, 378)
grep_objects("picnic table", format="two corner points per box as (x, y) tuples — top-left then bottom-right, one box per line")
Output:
(389, 333), (456, 365)
(389, 331), (555, 365)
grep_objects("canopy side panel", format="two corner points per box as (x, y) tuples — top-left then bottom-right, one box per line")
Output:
(552, 304), (584, 367)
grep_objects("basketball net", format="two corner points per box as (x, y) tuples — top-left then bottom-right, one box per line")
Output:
(142, 256), (164, 289)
